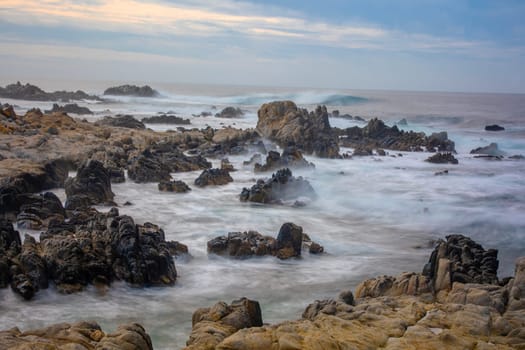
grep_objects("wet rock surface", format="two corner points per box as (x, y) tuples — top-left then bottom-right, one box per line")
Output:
(158, 180), (191, 193)
(0, 321), (153, 350)
(16, 191), (65, 229)
(256, 101), (340, 158)
(194, 168), (233, 187)
(240, 168), (316, 204)
(64, 160), (115, 210)
(254, 146), (315, 172)
(338, 118), (456, 152)
(207, 223), (323, 260)
(425, 152), (459, 164)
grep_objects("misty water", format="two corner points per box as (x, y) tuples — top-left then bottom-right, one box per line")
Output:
(1, 83), (525, 349)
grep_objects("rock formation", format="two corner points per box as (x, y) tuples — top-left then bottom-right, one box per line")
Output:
(425, 152), (459, 164)
(142, 114), (191, 125)
(95, 115), (146, 129)
(256, 101), (340, 158)
(240, 168), (316, 205)
(470, 142), (505, 157)
(194, 168), (233, 187)
(45, 103), (93, 115)
(158, 180), (191, 193)
(103, 84), (159, 97)
(485, 124), (505, 131)
(0, 81), (100, 102)
(254, 146), (315, 172)
(215, 106), (244, 118)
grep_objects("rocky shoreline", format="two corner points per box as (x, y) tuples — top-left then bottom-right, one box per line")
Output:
(1, 87), (524, 349)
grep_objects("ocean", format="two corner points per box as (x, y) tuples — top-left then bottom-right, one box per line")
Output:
(1, 81), (524, 349)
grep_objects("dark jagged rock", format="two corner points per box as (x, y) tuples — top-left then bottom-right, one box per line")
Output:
(64, 160), (115, 210)
(485, 124), (505, 131)
(158, 180), (191, 193)
(18, 235), (48, 291)
(352, 146), (374, 156)
(44, 103), (93, 115)
(0, 81), (100, 102)
(10, 273), (35, 300)
(103, 84), (159, 97)
(254, 146), (315, 172)
(107, 166), (126, 183)
(128, 142), (211, 183)
(166, 241), (189, 257)
(141, 114), (191, 125)
(0, 219), (21, 252)
(240, 168), (316, 205)
(423, 234), (499, 292)
(207, 223), (322, 260)
(194, 168), (233, 187)
(425, 152), (459, 164)
(0, 321), (153, 350)
(95, 115), (146, 129)
(215, 106), (244, 118)
(256, 101), (340, 158)
(337, 118), (455, 152)
(220, 158), (235, 172)
(186, 297), (262, 349)
(16, 192), (65, 229)
(470, 142), (504, 157)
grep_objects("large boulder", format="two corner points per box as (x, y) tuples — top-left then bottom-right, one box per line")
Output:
(194, 168), (233, 187)
(240, 168), (316, 205)
(256, 101), (340, 158)
(103, 84), (159, 97)
(0, 321), (153, 350)
(65, 160), (115, 210)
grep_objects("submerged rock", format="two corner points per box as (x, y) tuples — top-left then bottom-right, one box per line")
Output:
(240, 168), (316, 205)
(207, 223), (323, 260)
(256, 101), (340, 158)
(485, 124), (505, 131)
(254, 146), (315, 172)
(425, 152), (459, 164)
(104, 84), (159, 97)
(194, 168), (233, 187)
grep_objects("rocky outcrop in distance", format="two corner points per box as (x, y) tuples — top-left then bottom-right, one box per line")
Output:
(95, 115), (146, 129)
(254, 146), (315, 172)
(0, 321), (153, 350)
(257, 101), (340, 158)
(470, 142), (505, 157)
(142, 114), (191, 125)
(215, 106), (244, 118)
(0, 82), (101, 102)
(337, 118), (456, 153)
(1, 209), (178, 300)
(45, 103), (93, 115)
(103, 84), (159, 97)
(425, 152), (459, 164)
(207, 223), (323, 260)
(240, 168), (316, 205)
(485, 124), (505, 131)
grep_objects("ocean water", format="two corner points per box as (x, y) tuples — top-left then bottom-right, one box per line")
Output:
(1, 81), (525, 349)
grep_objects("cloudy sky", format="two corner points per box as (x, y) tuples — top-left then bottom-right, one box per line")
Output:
(0, 0), (524, 92)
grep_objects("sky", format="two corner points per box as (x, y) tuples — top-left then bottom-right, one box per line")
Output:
(0, 0), (524, 93)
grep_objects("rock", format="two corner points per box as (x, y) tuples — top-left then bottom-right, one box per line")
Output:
(207, 223), (322, 260)
(470, 142), (505, 156)
(17, 235), (49, 291)
(0, 219), (21, 252)
(185, 297), (262, 350)
(107, 166), (126, 183)
(434, 169), (449, 176)
(220, 158), (235, 172)
(352, 146), (374, 156)
(337, 118), (455, 152)
(331, 110), (340, 117)
(158, 180), (191, 193)
(1, 104), (16, 118)
(45, 103), (93, 115)
(166, 241), (189, 257)
(0, 321), (153, 350)
(422, 234), (499, 292)
(425, 152), (459, 164)
(65, 160), (115, 210)
(16, 192), (65, 229)
(240, 168), (316, 205)
(0, 81), (101, 102)
(103, 84), (159, 97)
(95, 115), (146, 129)
(485, 124), (505, 131)
(256, 101), (340, 158)
(355, 272), (432, 298)
(215, 106), (244, 118)
(141, 114), (191, 125)
(194, 168), (233, 187)
(207, 128), (263, 156)
(128, 142), (211, 183)
(397, 118), (408, 125)
(254, 146), (315, 172)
